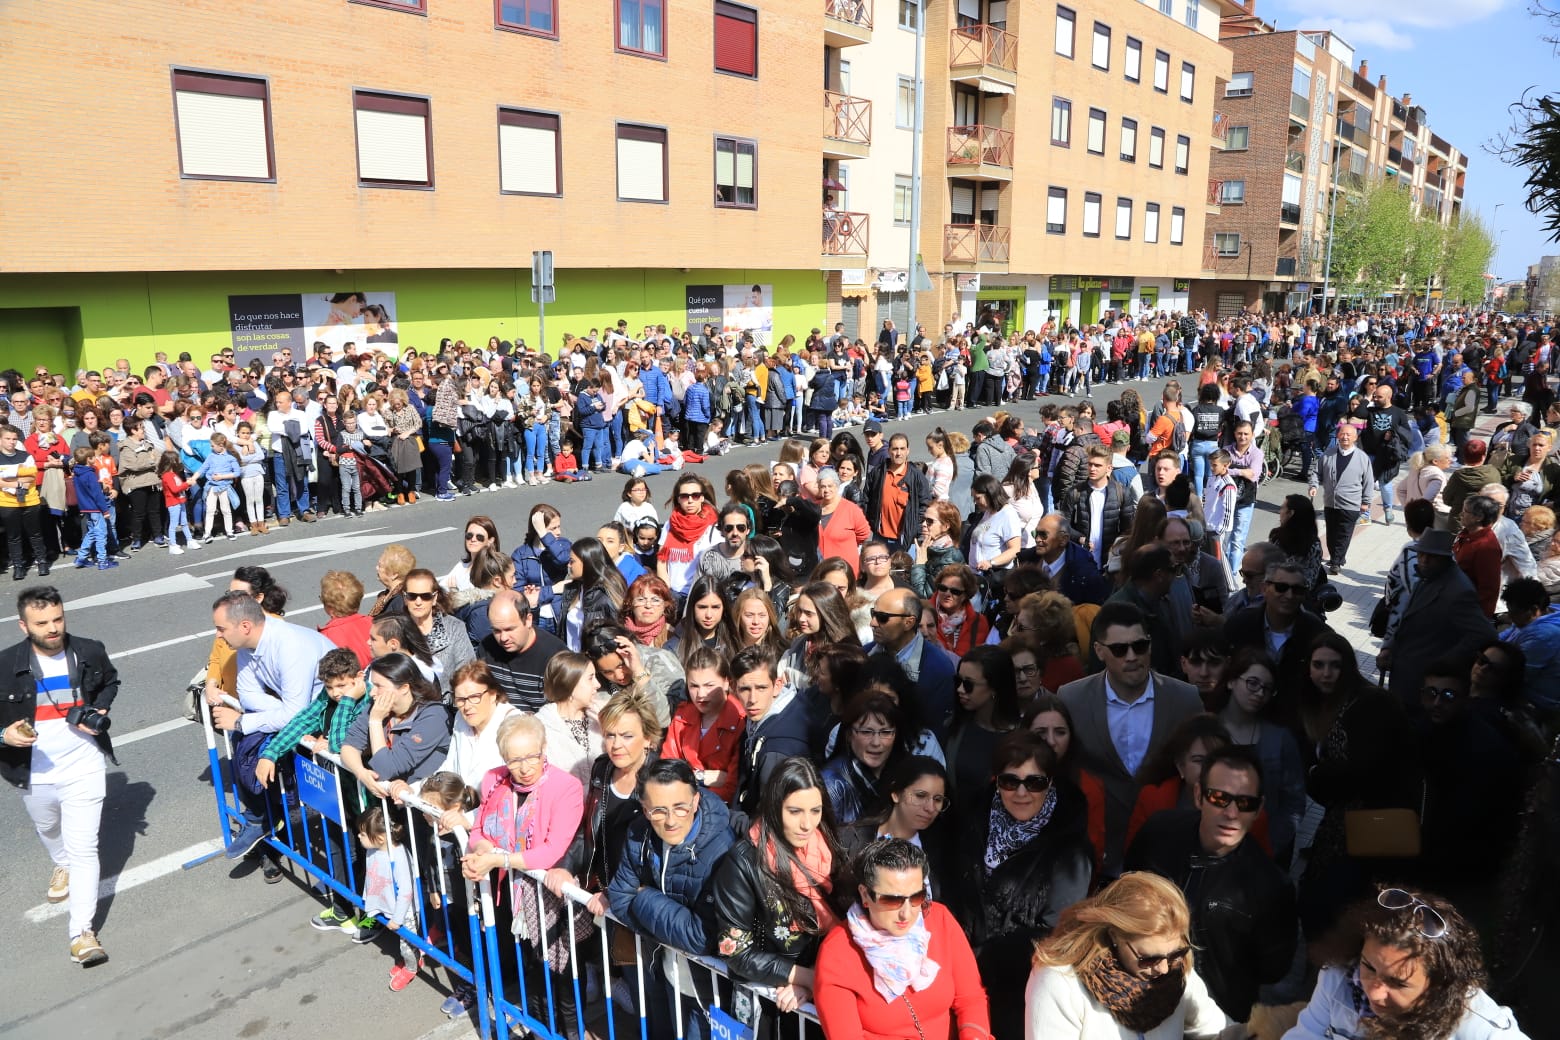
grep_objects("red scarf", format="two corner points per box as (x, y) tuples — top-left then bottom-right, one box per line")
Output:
(750, 822), (839, 933)
(623, 612), (668, 647)
(935, 602), (984, 656)
(660, 504), (716, 560)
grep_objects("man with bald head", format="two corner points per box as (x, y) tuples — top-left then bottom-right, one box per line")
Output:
(476, 592), (565, 712)
(866, 587), (957, 737)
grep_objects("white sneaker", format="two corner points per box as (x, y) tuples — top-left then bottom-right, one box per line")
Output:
(186, 538), (200, 550)
(169, 544), (184, 555)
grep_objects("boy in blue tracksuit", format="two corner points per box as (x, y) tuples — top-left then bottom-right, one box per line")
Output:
(71, 446), (117, 570)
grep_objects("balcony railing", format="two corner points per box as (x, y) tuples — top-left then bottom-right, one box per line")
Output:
(1285, 149), (1305, 173)
(1211, 110), (1228, 145)
(1400, 154), (1415, 173)
(944, 223), (1011, 263)
(824, 0), (872, 31)
(1280, 202), (1301, 224)
(822, 211), (869, 256)
(946, 124), (1014, 168)
(1203, 243), (1220, 269)
(824, 91), (872, 148)
(1387, 146), (1403, 166)
(1276, 256), (1297, 277)
(1336, 120), (1360, 144)
(1290, 92), (1311, 122)
(1207, 179), (1224, 205)
(949, 24), (1018, 74)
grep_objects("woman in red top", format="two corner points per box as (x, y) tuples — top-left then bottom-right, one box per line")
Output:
(1453, 494), (1504, 618)
(815, 838), (992, 1040)
(816, 466), (872, 572)
(659, 646), (744, 803)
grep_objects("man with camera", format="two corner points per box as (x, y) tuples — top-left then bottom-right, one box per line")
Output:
(0, 586), (118, 967)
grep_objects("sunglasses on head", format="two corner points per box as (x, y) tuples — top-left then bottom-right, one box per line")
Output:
(996, 772), (1051, 793)
(1098, 638), (1151, 658)
(1202, 787), (1262, 813)
(1378, 888), (1448, 938)
(868, 889), (928, 910)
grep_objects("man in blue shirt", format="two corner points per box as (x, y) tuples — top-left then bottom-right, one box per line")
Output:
(1293, 380), (1320, 482)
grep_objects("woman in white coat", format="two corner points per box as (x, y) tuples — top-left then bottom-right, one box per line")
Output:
(1026, 871), (1239, 1040)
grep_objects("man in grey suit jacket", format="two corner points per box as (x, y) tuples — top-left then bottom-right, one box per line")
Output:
(1060, 600), (1204, 879)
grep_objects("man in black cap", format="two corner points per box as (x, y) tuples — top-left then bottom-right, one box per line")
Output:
(863, 420), (888, 470)
(1378, 529), (1496, 704)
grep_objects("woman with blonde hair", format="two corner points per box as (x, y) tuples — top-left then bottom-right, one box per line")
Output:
(386, 386), (423, 502)
(1026, 871), (1230, 1039)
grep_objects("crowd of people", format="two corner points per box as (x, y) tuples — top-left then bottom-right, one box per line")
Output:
(4, 304), (1553, 1040)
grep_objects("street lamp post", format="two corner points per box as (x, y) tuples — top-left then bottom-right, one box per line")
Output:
(1488, 203), (1504, 312)
(906, 0), (925, 340)
(1319, 139), (1343, 315)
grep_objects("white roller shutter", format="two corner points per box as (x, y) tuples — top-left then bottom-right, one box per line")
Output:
(617, 136), (665, 201)
(499, 124), (558, 194)
(176, 91), (270, 178)
(356, 109), (428, 183)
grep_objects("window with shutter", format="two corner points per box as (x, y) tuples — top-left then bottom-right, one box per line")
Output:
(354, 91), (432, 187)
(950, 184), (975, 223)
(1170, 207), (1185, 244)
(1115, 198), (1132, 239)
(715, 136), (756, 207)
(1046, 187), (1066, 234)
(1083, 192), (1101, 236)
(498, 109), (560, 195)
(172, 70), (273, 181)
(1144, 203), (1160, 243)
(714, 2), (757, 76)
(616, 124), (667, 202)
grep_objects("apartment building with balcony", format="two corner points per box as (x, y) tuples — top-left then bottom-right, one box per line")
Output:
(1, 0), (830, 371)
(878, 0), (1235, 335)
(1197, 12), (1471, 317)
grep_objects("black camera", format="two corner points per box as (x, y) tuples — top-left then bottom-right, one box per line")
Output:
(67, 705), (111, 736)
(1314, 582), (1343, 613)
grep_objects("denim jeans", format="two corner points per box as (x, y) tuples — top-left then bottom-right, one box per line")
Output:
(745, 396), (766, 441)
(581, 427), (610, 471)
(524, 423), (548, 476)
(270, 452), (309, 519)
(609, 412), (625, 459)
(1224, 503), (1254, 570)
(168, 501), (193, 544)
(430, 443), (453, 494)
(1189, 439), (1219, 496)
(77, 512), (107, 562)
(897, 398), (912, 419)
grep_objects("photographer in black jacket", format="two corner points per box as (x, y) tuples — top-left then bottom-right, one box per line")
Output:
(0, 585), (119, 967)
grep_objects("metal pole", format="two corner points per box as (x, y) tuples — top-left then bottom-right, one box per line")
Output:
(1320, 139), (1342, 315)
(1490, 205), (1505, 311)
(906, 0), (925, 339)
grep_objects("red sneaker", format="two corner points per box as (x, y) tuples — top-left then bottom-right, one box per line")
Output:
(389, 961), (421, 992)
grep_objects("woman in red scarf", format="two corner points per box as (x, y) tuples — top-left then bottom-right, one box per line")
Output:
(712, 757), (845, 1017)
(656, 473), (720, 601)
(929, 563), (990, 656)
(620, 573), (677, 648)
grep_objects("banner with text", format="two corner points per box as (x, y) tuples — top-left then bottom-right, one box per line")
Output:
(685, 283), (773, 346)
(228, 291), (399, 364)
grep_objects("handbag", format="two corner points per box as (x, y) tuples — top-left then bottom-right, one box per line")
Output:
(1368, 596), (1390, 639)
(1345, 779), (1426, 858)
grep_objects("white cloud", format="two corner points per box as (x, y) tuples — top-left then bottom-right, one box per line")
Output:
(1274, 0), (1508, 48)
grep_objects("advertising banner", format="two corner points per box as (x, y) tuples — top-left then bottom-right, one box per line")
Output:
(228, 291), (398, 364)
(685, 283), (773, 345)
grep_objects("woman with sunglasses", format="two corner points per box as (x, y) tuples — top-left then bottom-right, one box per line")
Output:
(657, 474), (721, 603)
(954, 731), (1091, 1040)
(712, 757), (846, 1018)
(815, 838), (992, 1040)
(1288, 886), (1528, 1040)
(443, 515), (499, 592)
(928, 563), (991, 657)
(946, 645), (1022, 816)
(1206, 648), (1304, 864)
(1026, 872), (1230, 1040)
(909, 501), (966, 600)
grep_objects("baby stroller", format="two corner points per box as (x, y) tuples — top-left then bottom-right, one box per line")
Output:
(357, 444), (400, 505)
(1271, 406), (1306, 481)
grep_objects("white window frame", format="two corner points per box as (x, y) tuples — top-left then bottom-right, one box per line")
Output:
(1170, 206), (1185, 244)
(1091, 22), (1110, 70)
(1144, 202), (1160, 243)
(1082, 192), (1101, 236)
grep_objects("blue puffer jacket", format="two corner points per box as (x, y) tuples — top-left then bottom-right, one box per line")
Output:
(1288, 966), (1529, 1040)
(511, 534), (572, 618)
(683, 381), (712, 425)
(607, 791), (737, 956)
(808, 370), (837, 413)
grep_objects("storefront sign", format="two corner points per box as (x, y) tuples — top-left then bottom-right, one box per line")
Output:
(228, 291), (398, 364)
(1173, 279), (1191, 292)
(955, 273), (982, 292)
(1049, 275), (1135, 293)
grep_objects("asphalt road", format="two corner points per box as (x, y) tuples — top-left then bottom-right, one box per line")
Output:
(0, 374), (1234, 1040)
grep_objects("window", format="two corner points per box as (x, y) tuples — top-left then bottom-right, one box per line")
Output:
(1047, 187), (1067, 233)
(171, 70), (274, 181)
(896, 77), (916, 130)
(1153, 50), (1169, 92)
(1091, 22), (1110, 70)
(1174, 133), (1189, 174)
(616, 123), (667, 202)
(498, 108), (560, 196)
(1148, 126), (1165, 168)
(715, 136), (755, 207)
(1184, 0), (1198, 30)
(1226, 125), (1249, 150)
(1144, 202), (1160, 242)
(1055, 6), (1075, 58)
(497, 0), (556, 36)
(1124, 37), (1142, 82)
(1179, 62), (1195, 101)
(1215, 232), (1241, 256)
(1158, 0), (1171, 12)
(1292, 65), (1311, 99)
(353, 90), (432, 188)
(1227, 71), (1253, 97)
(898, 0), (918, 29)
(1170, 206), (1185, 244)
(1220, 179), (1245, 203)
(1051, 97), (1072, 146)
(1082, 192), (1101, 236)
(1115, 197), (1132, 239)
(894, 175), (913, 225)
(617, 0), (665, 57)
(354, 0), (424, 12)
(714, 2), (757, 76)
(1086, 108), (1105, 154)
(1120, 117), (1137, 162)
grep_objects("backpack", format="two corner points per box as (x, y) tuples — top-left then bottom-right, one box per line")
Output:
(1166, 406), (1189, 454)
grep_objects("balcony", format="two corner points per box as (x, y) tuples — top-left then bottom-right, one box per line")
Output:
(946, 124), (1014, 180)
(823, 91), (872, 160)
(1336, 120), (1360, 144)
(949, 24), (1018, 93)
(943, 223), (1011, 270)
(1387, 146), (1403, 166)
(1212, 110), (1228, 147)
(1276, 256), (1297, 277)
(1285, 149), (1305, 173)
(824, 0), (872, 47)
(821, 211), (869, 270)
(1202, 242), (1220, 272)
(1400, 154), (1415, 174)
(1207, 178), (1223, 213)
(1290, 92), (1311, 123)
(1280, 202), (1301, 225)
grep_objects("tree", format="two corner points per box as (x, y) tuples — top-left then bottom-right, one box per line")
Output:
(1440, 216), (1495, 305)
(1326, 180), (1419, 299)
(1489, 3), (1560, 241)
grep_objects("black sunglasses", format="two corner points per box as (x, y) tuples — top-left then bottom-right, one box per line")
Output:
(1098, 638), (1152, 658)
(720, 523), (749, 533)
(936, 584), (967, 596)
(1124, 941), (1192, 970)
(1202, 787), (1262, 813)
(1265, 580), (1305, 596)
(868, 889), (928, 910)
(404, 591), (437, 602)
(996, 772), (1051, 794)
(871, 609), (914, 625)
(1419, 685), (1462, 703)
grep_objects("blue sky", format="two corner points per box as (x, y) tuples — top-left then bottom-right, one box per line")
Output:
(1265, 0), (1556, 281)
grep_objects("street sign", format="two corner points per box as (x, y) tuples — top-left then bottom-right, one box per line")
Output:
(531, 250), (556, 304)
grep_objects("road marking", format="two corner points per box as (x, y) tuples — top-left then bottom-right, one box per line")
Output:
(109, 603), (325, 659)
(23, 838), (225, 924)
(113, 717), (195, 747)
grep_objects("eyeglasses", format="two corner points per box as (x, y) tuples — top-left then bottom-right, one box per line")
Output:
(1098, 638), (1152, 658)
(1265, 580), (1305, 596)
(632, 595), (665, 608)
(1378, 888), (1449, 939)
(505, 751), (544, 769)
(903, 788), (948, 811)
(867, 889), (928, 910)
(863, 554), (890, 564)
(936, 584), (967, 597)
(996, 772), (1051, 793)
(677, 492), (703, 501)
(852, 725), (897, 740)
(870, 609), (914, 625)
(644, 802), (695, 821)
(720, 523), (749, 533)
(1123, 939), (1191, 970)
(404, 591), (438, 602)
(1240, 675), (1276, 697)
(1202, 787), (1263, 813)
(465, 532), (488, 541)
(1419, 685), (1463, 703)
(1014, 663), (1040, 678)
(453, 693), (489, 708)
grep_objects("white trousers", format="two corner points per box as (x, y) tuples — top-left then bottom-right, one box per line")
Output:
(22, 766), (106, 939)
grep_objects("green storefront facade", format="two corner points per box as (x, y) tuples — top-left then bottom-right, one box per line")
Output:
(0, 267), (827, 375)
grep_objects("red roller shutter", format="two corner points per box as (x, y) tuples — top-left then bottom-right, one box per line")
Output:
(714, 2), (757, 77)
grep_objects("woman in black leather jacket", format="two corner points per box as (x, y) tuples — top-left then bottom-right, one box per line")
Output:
(838, 756), (951, 900)
(711, 757), (846, 1019)
(820, 692), (909, 825)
